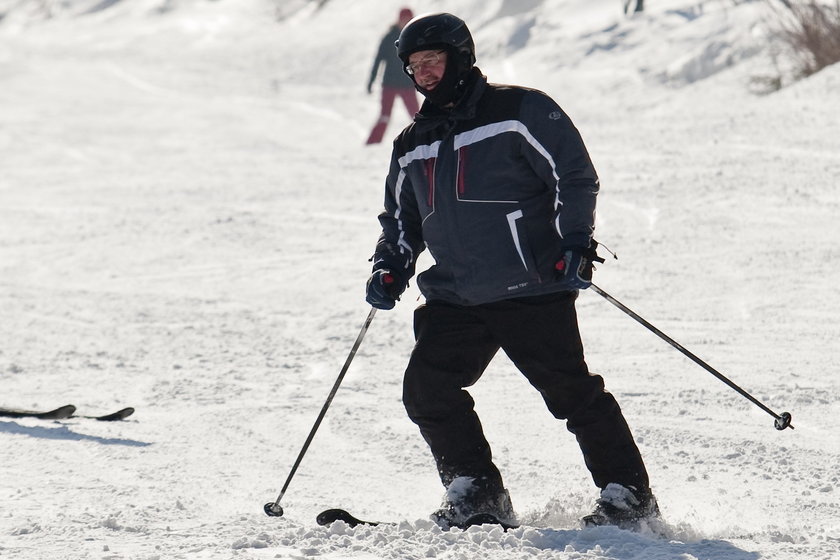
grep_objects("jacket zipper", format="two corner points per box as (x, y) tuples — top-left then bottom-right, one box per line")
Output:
(456, 146), (467, 196)
(425, 158), (435, 207)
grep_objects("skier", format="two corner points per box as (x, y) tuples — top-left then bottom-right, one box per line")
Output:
(364, 7), (420, 145)
(365, 13), (660, 530)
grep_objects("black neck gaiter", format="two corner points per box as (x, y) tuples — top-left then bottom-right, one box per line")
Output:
(415, 57), (464, 108)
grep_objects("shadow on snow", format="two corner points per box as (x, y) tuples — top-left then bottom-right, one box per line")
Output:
(518, 525), (760, 560)
(0, 420), (151, 447)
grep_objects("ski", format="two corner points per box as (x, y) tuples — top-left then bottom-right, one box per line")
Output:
(0, 405), (134, 421)
(315, 508), (518, 530)
(460, 513), (519, 530)
(0, 404), (76, 420)
(75, 407), (135, 421)
(317, 508), (385, 527)
(581, 512), (669, 537)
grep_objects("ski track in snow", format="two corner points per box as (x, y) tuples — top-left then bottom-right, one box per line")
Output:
(1, 0), (839, 559)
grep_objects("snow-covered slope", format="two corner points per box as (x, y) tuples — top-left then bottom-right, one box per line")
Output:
(1, 1), (838, 559)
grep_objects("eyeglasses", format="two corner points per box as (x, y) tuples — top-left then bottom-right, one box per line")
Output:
(405, 50), (446, 75)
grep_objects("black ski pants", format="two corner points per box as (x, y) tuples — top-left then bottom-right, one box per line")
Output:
(402, 291), (649, 491)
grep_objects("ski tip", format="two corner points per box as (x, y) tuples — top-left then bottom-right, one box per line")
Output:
(316, 508), (350, 526)
(316, 508), (371, 527)
(113, 407), (135, 420)
(49, 405), (78, 419)
(92, 407), (135, 421)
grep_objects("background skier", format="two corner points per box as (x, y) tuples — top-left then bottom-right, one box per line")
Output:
(364, 7), (419, 145)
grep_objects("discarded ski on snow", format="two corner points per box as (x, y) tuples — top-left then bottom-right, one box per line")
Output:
(0, 405), (134, 421)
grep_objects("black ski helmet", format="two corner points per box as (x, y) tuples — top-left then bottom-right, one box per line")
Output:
(395, 12), (476, 75)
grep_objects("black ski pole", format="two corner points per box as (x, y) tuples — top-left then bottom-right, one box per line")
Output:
(264, 307), (378, 517)
(590, 284), (793, 431)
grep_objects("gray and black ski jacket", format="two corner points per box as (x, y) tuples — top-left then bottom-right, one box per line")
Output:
(372, 69), (599, 306)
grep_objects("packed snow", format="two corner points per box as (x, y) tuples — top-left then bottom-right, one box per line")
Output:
(1, 0), (838, 559)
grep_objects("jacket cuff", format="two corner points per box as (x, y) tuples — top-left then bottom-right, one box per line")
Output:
(559, 233), (593, 251)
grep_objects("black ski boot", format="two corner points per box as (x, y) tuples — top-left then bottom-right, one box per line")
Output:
(431, 476), (519, 530)
(581, 483), (661, 531)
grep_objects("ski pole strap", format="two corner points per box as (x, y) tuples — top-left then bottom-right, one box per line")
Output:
(590, 284), (793, 431)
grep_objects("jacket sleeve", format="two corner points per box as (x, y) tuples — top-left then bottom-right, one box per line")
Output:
(367, 34), (389, 90)
(519, 91), (600, 249)
(371, 143), (424, 281)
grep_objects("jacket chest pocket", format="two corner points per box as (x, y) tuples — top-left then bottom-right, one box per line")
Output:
(424, 158), (436, 208)
(405, 158), (437, 218)
(453, 142), (535, 202)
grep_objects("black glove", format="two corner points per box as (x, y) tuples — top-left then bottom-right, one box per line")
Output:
(555, 241), (605, 290)
(365, 269), (407, 310)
